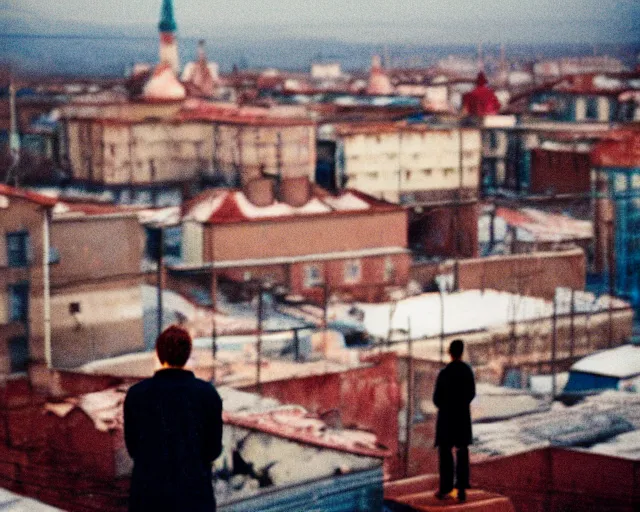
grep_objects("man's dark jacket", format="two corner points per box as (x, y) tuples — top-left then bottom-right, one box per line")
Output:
(124, 369), (223, 512)
(433, 360), (476, 448)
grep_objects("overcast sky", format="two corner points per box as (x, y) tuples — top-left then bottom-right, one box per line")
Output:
(3, 0), (640, 44)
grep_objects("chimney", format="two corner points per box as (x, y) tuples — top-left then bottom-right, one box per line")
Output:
(244, 178), (274, 207)
(279, 176), (311, 207)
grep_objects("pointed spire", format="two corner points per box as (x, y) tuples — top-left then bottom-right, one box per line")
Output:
(159, 0), (177, 33)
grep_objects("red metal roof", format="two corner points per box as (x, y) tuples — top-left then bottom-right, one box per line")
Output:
(183, 186), (401, 225)
(591, 128), (640, 168)
(0, 184), (57, 207)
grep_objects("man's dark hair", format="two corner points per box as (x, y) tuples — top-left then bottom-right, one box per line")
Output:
(449, 339), (464, 359)
(156, 325), (192, 367)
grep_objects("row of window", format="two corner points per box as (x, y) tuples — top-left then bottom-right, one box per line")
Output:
(302, 258), (396, 289)
(348, 167), (478, 182)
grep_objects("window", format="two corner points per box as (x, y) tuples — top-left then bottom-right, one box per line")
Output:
(586, 97), (598, 120)
(405, 170), (412, 181)
(9, 336), (28, 373)
(366, 172), (379, 180)
(423, 168), (432, 177)
(303, 264), (323, 289)
(443, 167), (455, 177)
(69, 302), (81, 315)
(7, 232), (29, 268)
(49, 247), (60, 264)
(9, 283), (29, 323)
(344, 259), (362, 284)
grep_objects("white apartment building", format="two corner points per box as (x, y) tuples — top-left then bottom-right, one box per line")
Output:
(326, 123), (482, 204)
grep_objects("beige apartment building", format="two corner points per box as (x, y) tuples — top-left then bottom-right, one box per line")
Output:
(59, 100), (316, 189)
(327, 123), (482, 204)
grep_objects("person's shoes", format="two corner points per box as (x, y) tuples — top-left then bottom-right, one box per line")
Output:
(457, 489), (466, 502)
(434, 491), (452, 500)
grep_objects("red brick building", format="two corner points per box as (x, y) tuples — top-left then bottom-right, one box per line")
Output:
(174, 177), (411, 305)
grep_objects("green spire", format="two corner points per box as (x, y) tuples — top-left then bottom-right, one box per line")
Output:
(158, 0), (177, 33)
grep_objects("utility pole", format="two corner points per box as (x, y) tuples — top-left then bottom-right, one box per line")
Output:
(439, 289), (445, 363)
(211, 313), (217, 382)
(404, 318), (413, 478)
(156, 227), (164, 339)
(551, 292), (557, 400)
(569, 288), (575, 358)
(256, 285), (264, 394)
(607, 219), (615, 348)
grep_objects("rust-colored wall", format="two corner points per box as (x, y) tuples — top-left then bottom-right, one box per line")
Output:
(240, 353), (403, 478)
(457, 249), (586, 301)
(530, 149), (591, 195)
(208, 210), (408, 262)
(411, 203), (478, 258)
(472, 447), (639, 511)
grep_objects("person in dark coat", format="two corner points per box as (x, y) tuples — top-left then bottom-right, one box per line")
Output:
(124, 325), (223, 512)
(433, 339), (476, 502)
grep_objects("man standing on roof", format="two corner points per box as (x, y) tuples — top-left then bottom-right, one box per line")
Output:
(124, 325), (223, 512)
(433, 339), (476, 503)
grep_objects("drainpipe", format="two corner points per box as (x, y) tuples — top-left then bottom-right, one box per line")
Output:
(43, 209), (52, 368)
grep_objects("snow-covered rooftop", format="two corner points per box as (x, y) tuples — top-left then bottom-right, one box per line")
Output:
(182, 188), (396, 224)
(570, 344), (640, 379)
(357, 289), (622, 342)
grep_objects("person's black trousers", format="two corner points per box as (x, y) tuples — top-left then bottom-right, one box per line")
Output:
(438, 445), (470, 493)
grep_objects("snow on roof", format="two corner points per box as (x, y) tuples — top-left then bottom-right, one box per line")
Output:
(357, 289), (622, 341)
(182, 188), (390, 224)
(0, 184), (58, 207)
(44, 386), (128, 432)
(473, 390), (640, 458)
(219, 387), (389, 458)
(496, 207), (593, 242)
(136, 206), (181, 226)
(570, 345), (640, 379)
(322, 192), (370, 211)
(142, 63), (186, 101)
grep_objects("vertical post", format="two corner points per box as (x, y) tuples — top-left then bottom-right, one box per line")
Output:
(607, 219), (614, 348)
(569, 288), (575, 358)
(43, 210), (52, 368)
(551, 293), (557, 400)
(404, 318), (413, 478)
(156, 227), (164, 339)
(440, 289), (445, 363)
(256, 286), (263, 394)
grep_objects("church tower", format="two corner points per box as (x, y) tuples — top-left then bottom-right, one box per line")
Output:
(158, 0), (179, 74)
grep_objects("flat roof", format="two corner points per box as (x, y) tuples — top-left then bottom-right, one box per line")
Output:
(570, 344), (640, 378)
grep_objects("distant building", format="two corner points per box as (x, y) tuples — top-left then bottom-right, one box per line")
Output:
(524, 73), (639, 123)
(591, 128), (640, 310)
(58, 101), (316, 199)
(0, 185), (56, 375)
(158, 0), (179, 74)
(48, 202), (145, 368)
(311, 62), (342, 80)
(175, 178), (411, 305)
(533, 56), (626, 82)
(318, 121), (482, 258)
(181, 40), (220, 98)
(366, 56), (394, 96)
